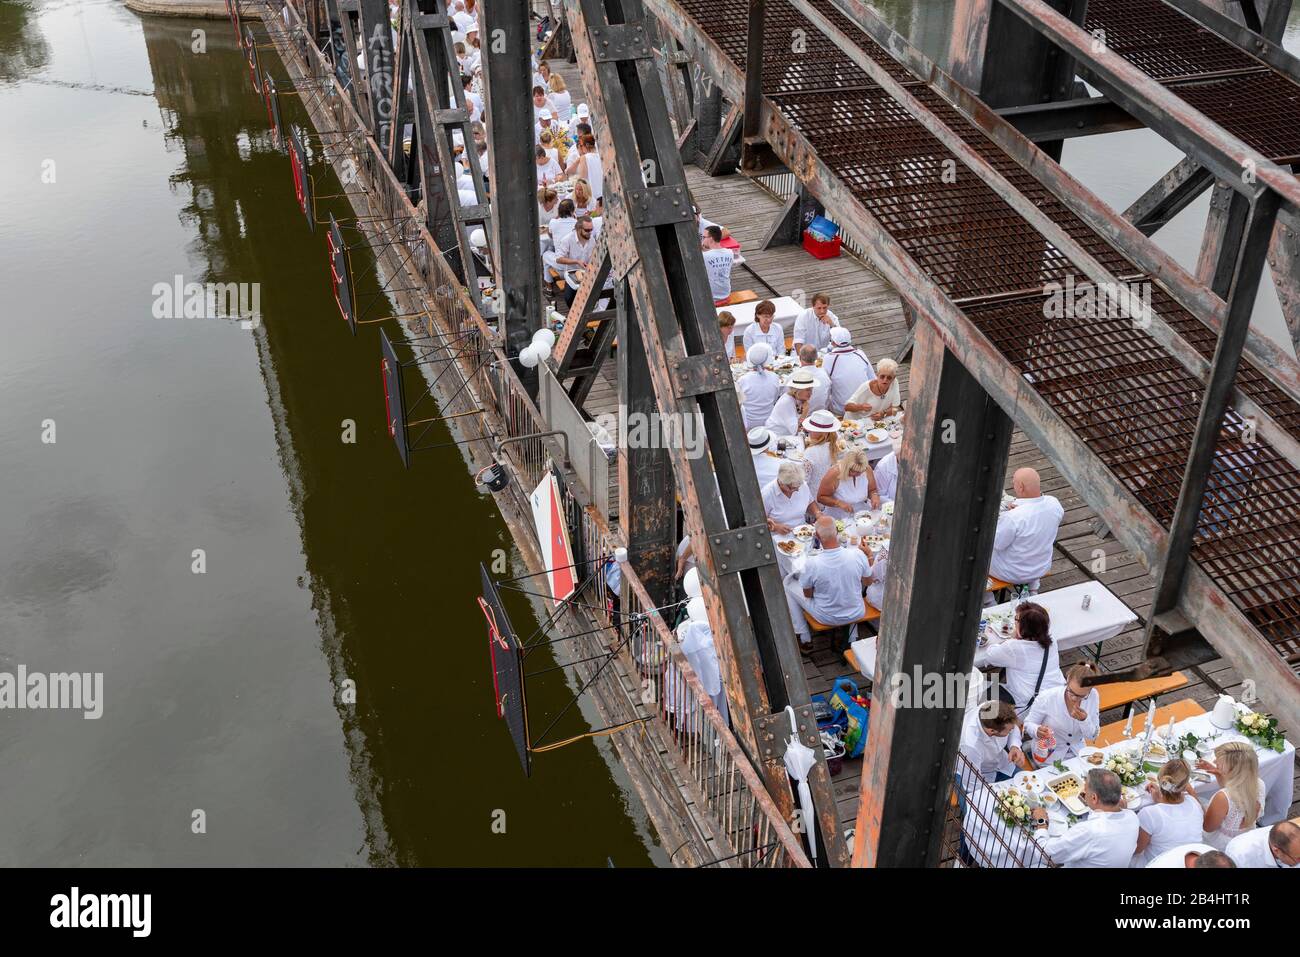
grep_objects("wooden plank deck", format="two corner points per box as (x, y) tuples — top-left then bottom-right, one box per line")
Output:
(548, 61), (1298, 832)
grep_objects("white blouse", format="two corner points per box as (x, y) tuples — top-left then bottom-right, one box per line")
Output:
(844, 377), (901, 421)
(1135, 799), (1205, 867)
(972, 637), (1065, 711)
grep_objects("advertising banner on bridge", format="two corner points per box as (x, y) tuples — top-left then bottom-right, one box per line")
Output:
(529, 473), (577, 604)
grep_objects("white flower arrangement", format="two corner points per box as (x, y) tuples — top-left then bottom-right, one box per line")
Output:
(1235, 710), (1285, 753)
(1104, 751), (1144, 787)
(996, 787), (1032, 828)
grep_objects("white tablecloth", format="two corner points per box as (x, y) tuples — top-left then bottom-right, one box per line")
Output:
(718, 295), (802, 338)
(994, 710), (1296, 828)
(979, 581), (1137, 653)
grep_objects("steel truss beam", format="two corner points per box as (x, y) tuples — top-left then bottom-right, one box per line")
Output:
(565, 0), (850, 867)
(403, 0), (495, 318)
(482, 0), (544, 393)
(856, 321), (1013, 867)
(642, 0), (1300, 833)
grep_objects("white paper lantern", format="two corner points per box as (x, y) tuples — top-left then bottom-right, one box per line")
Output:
(469, 227), (487, 248)
(533, 339), (552, 362)
(687, 596), (707, 622)
(518, 345), (539, 368)
(533, 328), (556, 349)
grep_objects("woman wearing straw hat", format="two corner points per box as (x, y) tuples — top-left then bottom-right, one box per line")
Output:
(801, 409), (841, 498)
(765, 367), (816, 439)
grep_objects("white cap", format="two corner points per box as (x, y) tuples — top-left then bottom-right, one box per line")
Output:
(687, 596), (708, 622)
(830, 326), (852, 346)
(747, 342), (772, 366)
(576, 103), (590, 117)
(538, 108), (552, 120)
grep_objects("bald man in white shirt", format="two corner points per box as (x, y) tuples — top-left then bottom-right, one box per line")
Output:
(988, 467), (1063, 595)
(1226, 821), (1300, 868)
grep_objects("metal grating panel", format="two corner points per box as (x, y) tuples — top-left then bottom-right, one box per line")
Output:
(1083, 0), (1263, 81)
(1085, 0), (1300, 162)
(1166, 70), (1300, 162)
(773, 89), (1074, 301)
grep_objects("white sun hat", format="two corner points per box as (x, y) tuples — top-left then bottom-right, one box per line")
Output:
(747, 342), (772, 367)
(803, 409), (841, 434)
(748, 426), (775, 455)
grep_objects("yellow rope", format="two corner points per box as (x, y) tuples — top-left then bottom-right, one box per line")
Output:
(529, 718), (647, 753)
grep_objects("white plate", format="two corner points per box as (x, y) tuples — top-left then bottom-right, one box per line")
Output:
(792, 524), (815, 541)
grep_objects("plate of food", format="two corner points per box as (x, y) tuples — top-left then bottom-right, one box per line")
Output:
(776, 539), (803, 556)
(861, 534), (889, 550)
(1079, 746), (1105, 767)
(1014, 771), (1044, 793)
(782, 445), (804, 461)
(1046, 772), (1087, 816)
(792, 524), (816, 541)
(865, 429), (889, 445)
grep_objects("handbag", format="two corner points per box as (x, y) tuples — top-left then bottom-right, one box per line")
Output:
(828, 676), (870, 759)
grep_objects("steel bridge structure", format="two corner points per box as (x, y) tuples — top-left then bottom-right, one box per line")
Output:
(230, 0), (1300, 867)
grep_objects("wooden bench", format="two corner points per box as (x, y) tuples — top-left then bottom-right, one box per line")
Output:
(803, 602), (880, 634)
(1091, 698), (1205, 747)
(717, 289), (758, 306)
(1095, 672), (1189, 717)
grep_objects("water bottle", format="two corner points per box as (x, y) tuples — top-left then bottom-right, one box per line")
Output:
(1033, 729), (1056, 767)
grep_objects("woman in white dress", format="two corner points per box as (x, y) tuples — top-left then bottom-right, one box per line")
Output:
(816, 449), (879, 518)
(765, 368), (815, 439)
(548, 74), (573, 123)
(1198, 741), (1266, 851)
(1133, 759), (1205, 866)
(971, 601), (1065, 712)
(843, 357), (902, 421)
(801, 410), (840, 496)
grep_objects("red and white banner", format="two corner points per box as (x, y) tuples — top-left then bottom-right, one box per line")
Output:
(530, 473), (577, 603)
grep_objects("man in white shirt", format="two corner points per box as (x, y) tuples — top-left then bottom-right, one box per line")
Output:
(1226, 821), (1300, 868)
(461, 75), (483, 123)
(783, 516), (870, 649)
(1022, 663), (1100, 763)
(701, 226), (734, 304)
(554, 216), (597, 306)
(791, 292), (840, 352)
(795, 345), (832, 413)
(988, 467), (1064, 593)
(1029, 769), (1140, 867)
(824, 326), (875, 415)
(958, 701), (1026, 782)
(762, 461), (818, 534)
(873, 450), (898, 502)
(1147, 844), (1235, 868)
(742, 300), (786, 357)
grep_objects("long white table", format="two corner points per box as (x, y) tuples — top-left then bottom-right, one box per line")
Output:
(977, 580), (1137, 654)
(850, 580), (1136, 685)
(988, 710), (1296, 846)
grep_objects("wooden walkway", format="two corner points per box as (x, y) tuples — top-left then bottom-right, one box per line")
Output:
(550, 61), (1298, 830)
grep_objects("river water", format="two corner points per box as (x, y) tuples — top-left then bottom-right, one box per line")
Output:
(0, 0), (659, 866)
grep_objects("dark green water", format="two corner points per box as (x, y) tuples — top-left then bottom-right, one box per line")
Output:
(0, 0), (658, 866)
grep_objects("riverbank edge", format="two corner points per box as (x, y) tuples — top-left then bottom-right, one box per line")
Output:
(123, 0), (259, 20)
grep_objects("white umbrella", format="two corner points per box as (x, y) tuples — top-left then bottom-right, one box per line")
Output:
(782, 705), (818, 864)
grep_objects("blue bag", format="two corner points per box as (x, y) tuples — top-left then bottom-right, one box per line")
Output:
(828, 676), (870, 758)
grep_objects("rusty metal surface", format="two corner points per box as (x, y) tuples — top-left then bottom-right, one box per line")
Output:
(661, 0), (1300, 679)
(1085, 0), (1300, 162)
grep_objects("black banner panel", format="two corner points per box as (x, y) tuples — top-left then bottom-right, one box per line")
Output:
(287, 126), (314, 233)
(379, 329), (410, 468)
(263, 73), (283, 149)
(479, 565), (531, 777)
(328, 214), (355, 333)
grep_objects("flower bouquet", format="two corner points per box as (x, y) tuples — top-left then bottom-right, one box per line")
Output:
(1104, 751), (1145, 787)
(1235, 710), (1286, 753)
(996, 787), (1033, 829)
